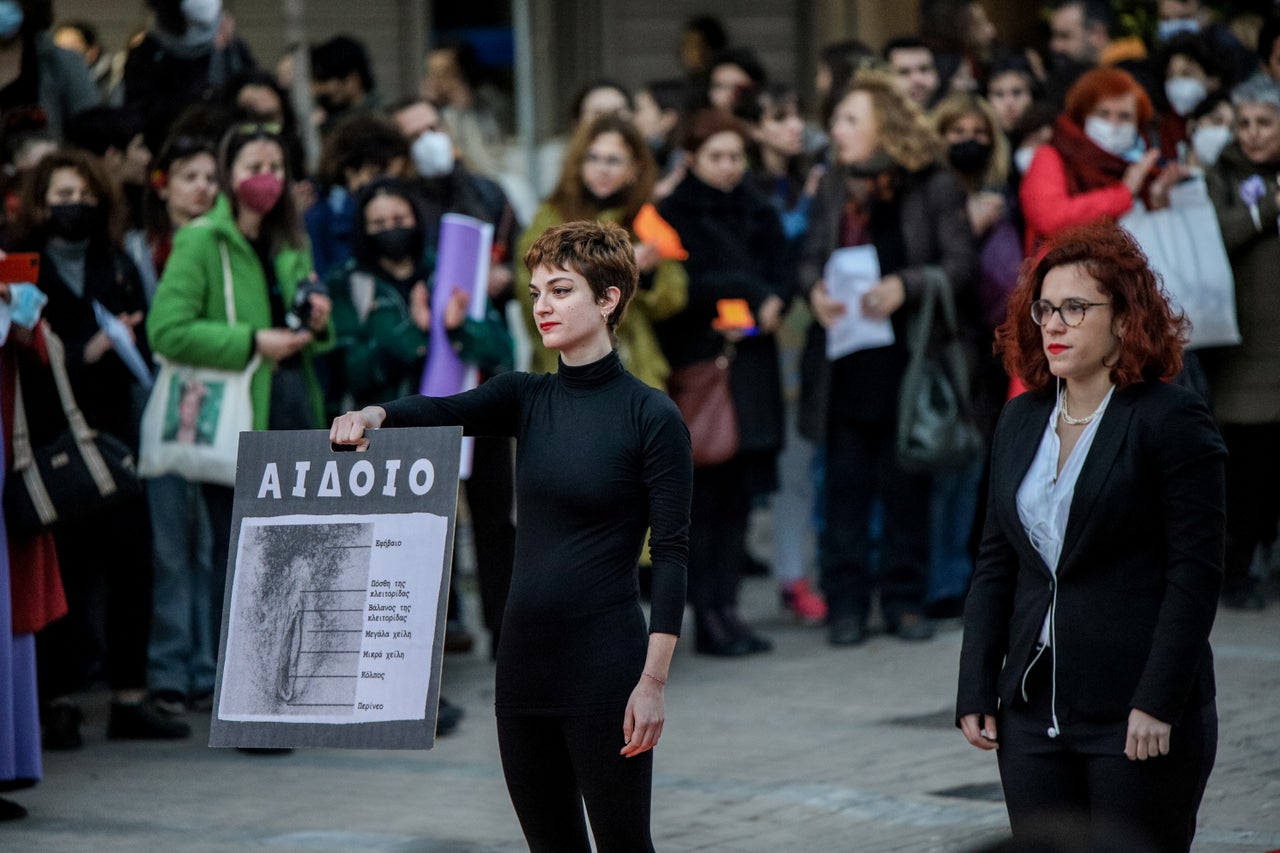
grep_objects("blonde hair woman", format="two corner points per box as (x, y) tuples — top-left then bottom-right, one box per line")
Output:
(798, 68), (978, 645)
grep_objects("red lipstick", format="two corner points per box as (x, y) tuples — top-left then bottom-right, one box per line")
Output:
(1047, 344), (1068, 354)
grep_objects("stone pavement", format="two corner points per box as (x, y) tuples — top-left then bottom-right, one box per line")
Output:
(5, 575), (1279, 853)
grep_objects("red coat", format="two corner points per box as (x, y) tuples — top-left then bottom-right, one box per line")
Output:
(1019, 144), (1135, 256)
(4, 325), (68, 635)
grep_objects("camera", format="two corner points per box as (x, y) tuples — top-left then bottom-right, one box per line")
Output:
(285, 279), (328, 332)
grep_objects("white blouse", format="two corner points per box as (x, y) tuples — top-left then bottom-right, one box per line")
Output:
(1016, 385), (1116, 646)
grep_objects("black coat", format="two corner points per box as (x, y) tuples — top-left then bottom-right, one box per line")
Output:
(657, 172), (788, 455)
(956, 381), (1226, 727)
(31, 241), (150, 451)
(796, 164), (978, 442)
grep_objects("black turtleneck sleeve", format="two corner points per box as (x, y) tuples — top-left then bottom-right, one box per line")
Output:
(379, 351), (692, 716)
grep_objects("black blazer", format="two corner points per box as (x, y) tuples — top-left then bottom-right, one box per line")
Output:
(957, 381), (1226, 727)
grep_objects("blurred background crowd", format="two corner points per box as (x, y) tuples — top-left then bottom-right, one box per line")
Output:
(0, 0), (1278, 825)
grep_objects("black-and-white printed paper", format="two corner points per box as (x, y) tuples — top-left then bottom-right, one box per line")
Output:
(209, 427), (462, 750)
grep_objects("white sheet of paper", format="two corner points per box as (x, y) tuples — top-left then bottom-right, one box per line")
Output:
(218, 512), (448, 725)
(93, 301), (153, 388)
(822, 246), (895, 360)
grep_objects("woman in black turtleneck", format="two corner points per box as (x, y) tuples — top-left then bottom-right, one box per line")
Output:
(332, 220), (691, 853)
(656, 108), (788, 657)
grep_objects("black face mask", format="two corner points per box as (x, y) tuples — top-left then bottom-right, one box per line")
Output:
(315, 93), (343, 115)
(368, 227), (417, 262)
(586, 188), (629, 211)
(948, 140), (993, 176)
(46, 203), (100, 242)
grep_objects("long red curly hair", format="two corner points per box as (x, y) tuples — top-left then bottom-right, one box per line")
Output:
(995, 220), (1188, 390)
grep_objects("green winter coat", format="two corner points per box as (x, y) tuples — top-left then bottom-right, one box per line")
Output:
(147, 193), (333, 431)
(325, 257), (513, 414)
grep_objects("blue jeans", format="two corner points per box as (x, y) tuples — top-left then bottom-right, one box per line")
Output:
(146, 475), (216, 694)
(927, 458), (982, 604)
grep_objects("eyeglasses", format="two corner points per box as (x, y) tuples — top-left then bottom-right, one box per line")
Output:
(234, 122), (284, 137)
(1030, 298), (1110, 327)
(583, 152), (630, 169)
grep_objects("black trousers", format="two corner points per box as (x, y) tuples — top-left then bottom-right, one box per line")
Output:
(202, 483), (235, 651)
(997, 657), (1217, 853)
(37, 497), (153, 698)
(687, 458), (751, 619)
(496, 713), (655, 853)
(820, 417), (930, 622)
(1220, 422), (1280, 593)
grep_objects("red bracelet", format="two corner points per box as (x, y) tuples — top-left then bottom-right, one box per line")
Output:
(642, 671), (666, 685)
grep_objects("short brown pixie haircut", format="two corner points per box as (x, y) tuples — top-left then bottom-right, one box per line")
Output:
(524, 220), (639, 336)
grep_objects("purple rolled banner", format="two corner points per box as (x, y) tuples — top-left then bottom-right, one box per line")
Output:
(420, 213), (493, 398)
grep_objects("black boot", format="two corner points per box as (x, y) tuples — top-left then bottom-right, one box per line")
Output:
(41, 703), (83, 751)
(694, 610), (751, 657)
(107, 701), (191, 740)
(721, 608), (773, 653)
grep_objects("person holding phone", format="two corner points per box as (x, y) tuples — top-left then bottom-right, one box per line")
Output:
(148, 123), (333, 663)
(332, 220), (691, 852)
(1019, 67), (1187, 255)
(656, 108), (787, 656)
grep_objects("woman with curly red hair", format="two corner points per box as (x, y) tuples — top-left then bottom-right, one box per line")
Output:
(1020, 67), (1185, 253)
(956, 220), (1225, 852)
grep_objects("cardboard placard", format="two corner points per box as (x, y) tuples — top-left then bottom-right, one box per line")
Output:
(209, 427), (461, 750)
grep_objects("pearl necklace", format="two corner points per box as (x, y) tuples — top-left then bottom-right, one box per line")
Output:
(1059, 386), (1112, 426)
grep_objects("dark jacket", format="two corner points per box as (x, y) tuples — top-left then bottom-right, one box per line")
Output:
(417, 166), (522, 311)
(657, 173), (788, 455)
(123, 32), (255, 150)
(34, 31), (100, 137)
(796, 164), (977, 442)
(31, 240), (150, 451)
(325, 257), (513, 415)
(1203, 142), (1280, 425)
(956, 381), (1226, 727)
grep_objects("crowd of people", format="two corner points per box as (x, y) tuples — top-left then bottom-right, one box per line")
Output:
(0, 0), (1273, 848)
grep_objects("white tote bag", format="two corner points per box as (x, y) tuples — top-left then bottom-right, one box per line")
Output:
(139, 241), (259, 487)
(1119, 177), (1241, 350)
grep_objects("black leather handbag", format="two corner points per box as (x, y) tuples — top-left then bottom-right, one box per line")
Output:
(896, 267), (985, 473)
(5, 329), (142, 536)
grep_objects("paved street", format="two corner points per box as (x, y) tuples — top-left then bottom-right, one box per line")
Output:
(5, 567), (1278, 853)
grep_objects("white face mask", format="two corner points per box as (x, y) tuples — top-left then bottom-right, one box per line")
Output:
(412, 131), (455, 178)
(1191, 124), (1232, 167)
(1165, 76), (1208, 117)
(1157, 18), (1200, 41)
(182, 0), (222, 26)
(1014, 145), (1037, 174)
(1084, 116), (1139, 157)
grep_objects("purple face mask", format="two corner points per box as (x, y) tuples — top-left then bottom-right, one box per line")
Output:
(235, 173), (284, 214)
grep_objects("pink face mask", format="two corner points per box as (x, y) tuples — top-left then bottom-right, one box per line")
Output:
(235, 172), (284, 214)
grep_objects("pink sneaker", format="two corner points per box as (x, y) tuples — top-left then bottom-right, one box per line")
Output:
(781, 578), (827, 625)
